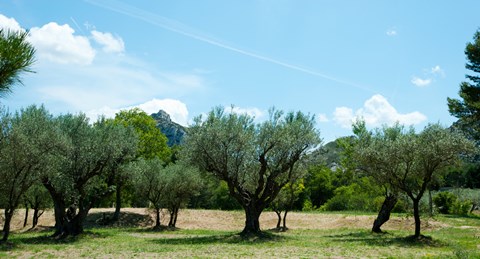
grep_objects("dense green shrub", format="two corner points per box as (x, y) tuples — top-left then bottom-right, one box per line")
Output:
(433, 191), (458, 214)
(320, 177), (382, 211)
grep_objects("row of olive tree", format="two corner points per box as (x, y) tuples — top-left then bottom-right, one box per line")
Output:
(0, 105), (203, 242)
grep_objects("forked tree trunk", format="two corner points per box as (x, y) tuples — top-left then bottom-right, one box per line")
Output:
(413, 199), (421, 238)
(32, 208), (43, 228)
(1, 209), (14, 242)
(372, 194), (397, 233)
(274, 210), (282, 229)
(168, 207), (180, 228)
(242, 205), (261, 235)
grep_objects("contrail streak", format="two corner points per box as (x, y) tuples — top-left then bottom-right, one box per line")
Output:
(84, 0), (375, 92)
(70, 17), (85, 36)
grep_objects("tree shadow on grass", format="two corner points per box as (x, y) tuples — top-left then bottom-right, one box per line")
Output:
(149, 230), (285, 246)
(1, 230), (108, 249)
(325, 231), (446, 248)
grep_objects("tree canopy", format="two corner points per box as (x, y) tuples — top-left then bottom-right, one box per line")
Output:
(182, 107), (320, 235)
(448, 29), (480, 141)
(353, 122), (475, 238)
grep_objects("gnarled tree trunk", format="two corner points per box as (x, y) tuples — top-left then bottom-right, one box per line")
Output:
(372, 194), (397, 233)
(242, 205), (261, 235)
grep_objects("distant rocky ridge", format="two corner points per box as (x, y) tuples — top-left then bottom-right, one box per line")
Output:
(150, 110), (186, 147)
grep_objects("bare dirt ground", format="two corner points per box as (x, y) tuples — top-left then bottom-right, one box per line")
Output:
(0, 208), (449, 233)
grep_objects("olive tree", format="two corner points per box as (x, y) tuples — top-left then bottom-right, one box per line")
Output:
(354, 122), (475, 238)
(402, 124), (474, 238)
(352, 121), (408, 233)
(270, 179), (305, 231)
(182, 107), (320, 235)
(129, 158), (167, 228)
(163, 163), (203, 228)
(111, 108), (171, 220)
(0, 29), (36, 96)
(41, 114), (137, 237)
(22, 183), (51, 228)
(0, 105), (62, 242)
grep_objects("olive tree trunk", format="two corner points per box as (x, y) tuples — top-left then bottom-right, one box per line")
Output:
(1, 209), (14, 242)
(372, 194), (397, 233)
(112, 184), (122, 221)
(242, 205), (261, 235)
(413, 198), (421, 238)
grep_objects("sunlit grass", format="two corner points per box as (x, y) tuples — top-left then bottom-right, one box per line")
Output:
(1, 212), (479, 258)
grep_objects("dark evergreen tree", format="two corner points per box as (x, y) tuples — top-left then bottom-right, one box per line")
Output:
(448, 29), (480, 141)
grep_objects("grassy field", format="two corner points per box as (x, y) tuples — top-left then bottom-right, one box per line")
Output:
(1, 208), (479, 258)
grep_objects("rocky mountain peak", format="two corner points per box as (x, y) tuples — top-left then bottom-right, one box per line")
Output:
(150, 110), (186, 147)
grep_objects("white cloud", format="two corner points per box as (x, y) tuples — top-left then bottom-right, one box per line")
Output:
(229, 106), (265, 120)
(2, 15), (205, 129)
(0, 14), (24, 31)
(136, 98), (189, 126)
(411, 76), (432, 87)
(91, 30), (125, 53)
(386, 29), (397, 36)
(430, 65), (445, 77)
(333, 107), (354, 129)
(28, 22), (95, 65)
(317, 113), (329, 123)
(334, 94), (427, 128)
(86, 98), (189, 126)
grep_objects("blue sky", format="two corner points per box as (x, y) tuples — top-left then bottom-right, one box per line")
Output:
(0, 0), (479, 142)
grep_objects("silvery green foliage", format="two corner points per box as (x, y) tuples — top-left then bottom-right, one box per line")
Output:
(0, 105), (64, 241)
(0, 105), (63, 207)
(353, 121), (475, 237)
(130, 157), (167, 210)
(163, 163), (202, 209)
(45, 113), (138, 211)
(182, 106), (320, 210)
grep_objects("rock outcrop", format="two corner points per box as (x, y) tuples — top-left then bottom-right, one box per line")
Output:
(150, 110), (186, 147)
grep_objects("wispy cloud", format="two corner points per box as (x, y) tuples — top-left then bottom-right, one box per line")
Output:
(430, 65), (445, 77)
(386, 28), (397, 36)
(317, 113), (329, 123)
(84, 0), (375, 93)
(411, 76), (432, 87)
(411, 65), (445, 87)
(91, 30), (125, 53)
